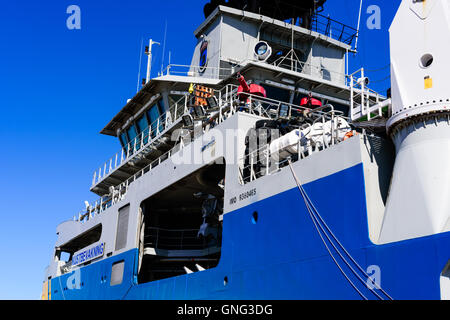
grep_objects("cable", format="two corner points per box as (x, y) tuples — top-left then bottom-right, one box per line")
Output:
(302, 182), (393, 300)
(289, 160), (393, 300)
(287, 161), (368, 300)
(287, 160), (394, 300)
(365, 64), (391, 73)
(288, 161), (379, 299)
(58, 274), (66, 300)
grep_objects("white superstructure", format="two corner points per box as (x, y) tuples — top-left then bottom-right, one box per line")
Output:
(379, 0), (450, 243)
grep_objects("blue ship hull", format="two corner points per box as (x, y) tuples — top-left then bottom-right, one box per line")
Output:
(50, 164), (450, 300)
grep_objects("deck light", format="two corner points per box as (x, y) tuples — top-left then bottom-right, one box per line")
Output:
(357, 77), (370, 86)
(254, 41), (272, 62)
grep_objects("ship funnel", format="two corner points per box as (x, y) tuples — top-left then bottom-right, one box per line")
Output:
(379, 0), (450, 243)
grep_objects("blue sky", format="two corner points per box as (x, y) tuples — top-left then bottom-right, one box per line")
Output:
(0, 0), (400, 299)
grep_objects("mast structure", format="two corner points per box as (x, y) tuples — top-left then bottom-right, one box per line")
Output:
(145, 39), (160, 84)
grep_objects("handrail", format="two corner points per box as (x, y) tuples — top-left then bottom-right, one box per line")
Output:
(77, 83), (352, 222)
(144, 227), (220, 250)
(239, 109), (350, 184)
(91, 97), (189, 188)
(272, 54), (350, 86)
(349, 68), (387, 121)
(311, 13), (358, 47)
(161, 64), (236, 80)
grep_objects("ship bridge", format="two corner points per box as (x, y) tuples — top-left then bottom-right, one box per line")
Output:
(91, 76), (222, 196)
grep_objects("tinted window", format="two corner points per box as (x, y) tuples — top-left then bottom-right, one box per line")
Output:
(119, 133), (128, 148)
(136, 115), (149, 144)
(147, 105), (160, 124)
(158, 99), (165, 113)
(136, 115), (148, 134)
(147, 105), (161, 138)
(127, 125), (137, 143)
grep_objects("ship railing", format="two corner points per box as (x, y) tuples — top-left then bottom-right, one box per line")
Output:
(311, 13), (358, 47)
(161, 64), (236, 80)
(91, 82), (250, 189)
(79, 84), (350, 221)
(91, 97), (190, 189)
(76, 84), (235, 221)
(349, 68), (390, 122)
(144, 227), (221, 251)
(272, 54), (350, 86)
(238, 108), (350, 184)
(90, 83), (239, 190)
(79, 143), (185, 222)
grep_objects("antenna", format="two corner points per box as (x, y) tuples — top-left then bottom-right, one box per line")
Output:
(136, 37), (144, 93)
(145, 39), (160, 84)
(355, 0), (364, 52)
(160, 20), (168, 75)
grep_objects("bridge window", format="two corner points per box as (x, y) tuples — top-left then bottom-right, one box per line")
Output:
(118, 99), (166, 149)
(136, 114), (149, 144)
(127, 125), (138, 146)
(147, 103), (163, 138)
(119, 132), (128, 149)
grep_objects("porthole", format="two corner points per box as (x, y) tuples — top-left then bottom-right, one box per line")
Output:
(252, 211), (258, 224)
(420, 54), (434, 69)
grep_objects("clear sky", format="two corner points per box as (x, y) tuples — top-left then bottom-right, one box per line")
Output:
(0, 0), (400, 299)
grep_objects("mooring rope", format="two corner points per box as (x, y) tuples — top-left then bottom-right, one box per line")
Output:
(287, 160), (393, 300)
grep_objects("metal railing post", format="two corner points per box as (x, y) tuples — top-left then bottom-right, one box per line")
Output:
(350, 75), (354, 121)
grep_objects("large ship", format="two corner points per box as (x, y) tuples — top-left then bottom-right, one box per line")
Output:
(42, 0), (450, 300)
